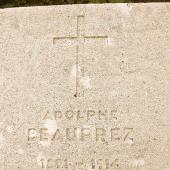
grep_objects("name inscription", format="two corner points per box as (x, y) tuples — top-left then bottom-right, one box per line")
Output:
(41, 109), (118, 122)
(27, 109), (134, 144)
(28, 127), (133, 143)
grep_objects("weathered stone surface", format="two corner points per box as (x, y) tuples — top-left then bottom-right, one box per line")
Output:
(0, 3), (170, 170)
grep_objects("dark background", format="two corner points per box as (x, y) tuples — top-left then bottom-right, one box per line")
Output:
(0, 0), (169, 8)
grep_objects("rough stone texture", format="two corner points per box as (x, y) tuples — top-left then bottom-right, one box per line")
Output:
(0, 3), (170, 170)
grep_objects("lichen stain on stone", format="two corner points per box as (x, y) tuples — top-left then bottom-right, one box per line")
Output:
(0, 133), (5, 148)
(70, 64), (92, 89)
(43, 119), (58, 135)
(129, 158), (145, 167)
(116, 4), (133, 16)
(80, 76), (92, 89)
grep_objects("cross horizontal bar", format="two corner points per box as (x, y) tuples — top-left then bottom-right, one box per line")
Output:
(54, 37), (77, 39)
(84, 35), (108, 39)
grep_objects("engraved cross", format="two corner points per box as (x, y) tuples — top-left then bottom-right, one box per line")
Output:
(53, 15), (108, 97)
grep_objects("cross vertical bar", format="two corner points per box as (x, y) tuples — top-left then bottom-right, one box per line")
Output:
(75, 16), (85, 97)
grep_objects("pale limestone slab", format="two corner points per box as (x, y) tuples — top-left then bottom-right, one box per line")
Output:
(0, 3), (170, 170)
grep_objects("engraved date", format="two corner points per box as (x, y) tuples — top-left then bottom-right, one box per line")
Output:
(40, 158), (119, 170)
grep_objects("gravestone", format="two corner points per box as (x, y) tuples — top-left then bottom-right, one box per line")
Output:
(0, 3), (170, 170)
